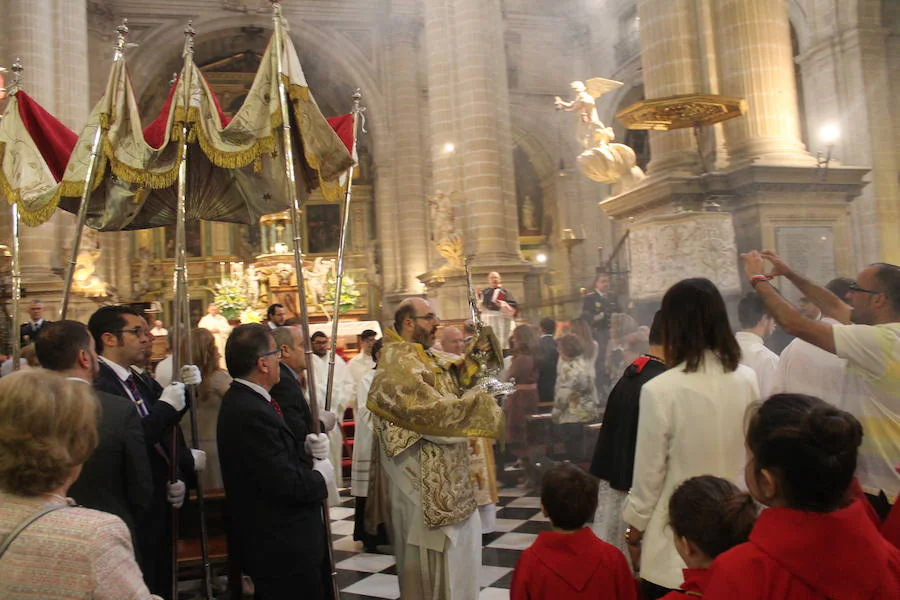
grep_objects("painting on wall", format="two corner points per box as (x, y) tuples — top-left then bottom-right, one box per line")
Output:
(306, 204), (341, 255)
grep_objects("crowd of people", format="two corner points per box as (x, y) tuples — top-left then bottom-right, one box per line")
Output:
(0, 252), (898, 600)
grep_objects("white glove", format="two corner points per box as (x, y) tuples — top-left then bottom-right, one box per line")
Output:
(313, 458), (335, 487)
(181, 364), (202, 386)
(191, 448), (207, 472)
(167, 479), (186, 509)
(319, 410), (337, 432)
(159, 382), (186, 412)
(305, 433), (330, 460)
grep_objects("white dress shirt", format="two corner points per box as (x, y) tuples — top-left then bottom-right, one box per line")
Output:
(735, 331), (780, 399)
(98, 356), (140, 404)
(772, 317), (848, 407)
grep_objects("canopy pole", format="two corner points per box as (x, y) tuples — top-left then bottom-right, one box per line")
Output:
(61, 20), (131, 319)
(271, 3), (339, 598)
(9, 202), (21, 371)
(9, 60), (23, 369)
(324, 89), (364, 412)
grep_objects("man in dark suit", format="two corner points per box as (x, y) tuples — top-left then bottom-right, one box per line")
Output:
(19, 299), (50, 346)
(271, 325), (338, 448)
(35, 319), (154, 546)
(218, 324), (335, 600)
(87, 305), (201, 599)
(537, 317), (559, 405)
(581, 271), (619, 390)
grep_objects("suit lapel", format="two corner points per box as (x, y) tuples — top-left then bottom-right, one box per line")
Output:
(232, 381), (296, 441)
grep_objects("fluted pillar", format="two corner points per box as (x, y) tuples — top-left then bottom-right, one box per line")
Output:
(390, 16), (429, 292)
(636, 0), (704, 174)
(712, 0), (810, 165)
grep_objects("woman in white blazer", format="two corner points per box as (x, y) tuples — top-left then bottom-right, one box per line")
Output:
(621, 278), (760, 598)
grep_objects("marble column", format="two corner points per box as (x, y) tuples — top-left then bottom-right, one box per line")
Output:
(712, 0), (811, 165)
(635, 0), (705, 175)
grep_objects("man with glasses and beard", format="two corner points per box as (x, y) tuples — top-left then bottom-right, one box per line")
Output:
(87, 305), (202, 598)
(742, 251), (900, 519)
(367, 298), (504, 600)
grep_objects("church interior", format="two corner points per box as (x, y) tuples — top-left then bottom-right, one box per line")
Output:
(0, 0), (897, 599)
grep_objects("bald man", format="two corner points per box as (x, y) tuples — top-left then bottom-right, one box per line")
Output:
(439, 326), (465, 356)
(479, 272), (517, 349)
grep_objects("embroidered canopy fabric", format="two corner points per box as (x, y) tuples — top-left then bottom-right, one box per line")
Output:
(0, 29), (354, 230)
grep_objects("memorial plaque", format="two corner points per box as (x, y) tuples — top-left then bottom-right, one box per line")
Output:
(774, 226), (836, 303)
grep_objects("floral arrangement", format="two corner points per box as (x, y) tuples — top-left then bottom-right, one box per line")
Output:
(239, 307), (263, 323)
(324, 272), (361, 313)
(213, 278), (248, 320)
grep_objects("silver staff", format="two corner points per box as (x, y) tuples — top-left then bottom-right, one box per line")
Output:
(324, 89), (365, 413)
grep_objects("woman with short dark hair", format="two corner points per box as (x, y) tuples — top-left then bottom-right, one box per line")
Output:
(0, 369), (158, 599)
(621, 278), (758, 598)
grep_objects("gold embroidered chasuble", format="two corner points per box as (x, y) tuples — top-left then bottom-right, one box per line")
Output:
(368, 329), (503, 528)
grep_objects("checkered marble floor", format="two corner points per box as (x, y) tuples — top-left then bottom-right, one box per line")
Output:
(331, 486), (546, 600)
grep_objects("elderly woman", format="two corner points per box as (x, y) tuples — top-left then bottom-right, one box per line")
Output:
(0, 369), (158, 599)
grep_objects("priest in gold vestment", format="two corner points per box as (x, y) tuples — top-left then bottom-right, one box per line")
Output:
(368, 298), (504, 600)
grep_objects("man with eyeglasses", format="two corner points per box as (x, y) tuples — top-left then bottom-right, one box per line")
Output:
(217, 324), (334, 599)
(87, 305), (203, 599)
(742, 251), (900, 518)
(367, 297), (504, 600)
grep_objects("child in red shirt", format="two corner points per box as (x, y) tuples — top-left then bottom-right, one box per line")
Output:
(705, 393), (900, 599)
(511, 463), (636, 600)
(660, 476), (758, 599)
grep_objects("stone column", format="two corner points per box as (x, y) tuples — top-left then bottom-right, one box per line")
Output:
(450, 0), (520, 264)
(712, 0), (810, 165)
(389, 16), (429, 292)
(5, 0), (59, 294)
(636, 0), (705, 175)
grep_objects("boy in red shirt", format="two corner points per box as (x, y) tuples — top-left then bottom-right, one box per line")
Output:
(511, 463), (637, 600)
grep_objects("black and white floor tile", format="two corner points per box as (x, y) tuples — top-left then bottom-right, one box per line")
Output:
(332, 486), (547, 600)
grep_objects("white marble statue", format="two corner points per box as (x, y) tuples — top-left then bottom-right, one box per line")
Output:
(555, 78), (645, 190)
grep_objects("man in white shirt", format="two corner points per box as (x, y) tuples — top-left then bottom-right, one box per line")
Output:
(308, 331), (354, 489)
(198, 303), (231, 368)
(735, 292), (780, 398)
(347, 329), (377, 387)
(772, 278), (856, 406)
(742, 251), (900, 517)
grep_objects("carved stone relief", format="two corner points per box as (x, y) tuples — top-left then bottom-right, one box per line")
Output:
(628, 212), (741, 300)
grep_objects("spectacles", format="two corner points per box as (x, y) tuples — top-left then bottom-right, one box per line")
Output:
(258, 348), (283, 360)
(848, 282), (882, 295)
(116, 327), (148, 338)
(412, 314), (438, 322)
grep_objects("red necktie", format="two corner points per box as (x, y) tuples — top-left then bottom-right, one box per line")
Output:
(270, 397), (284, 418)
